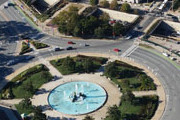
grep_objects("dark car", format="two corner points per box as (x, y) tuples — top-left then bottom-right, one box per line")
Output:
(66, 47), (73, 50)
(8, 3), (14, 6)
(85, 44), (89, 47)
(54, 47), (61, 51)
(4, 5), (8, 9)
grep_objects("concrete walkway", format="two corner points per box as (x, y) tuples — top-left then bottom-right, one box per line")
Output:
(133, 90), (157, 97)
(2, 52), (165, 120)
(42, 60), (62, 77)
(31, 73), (121, 120)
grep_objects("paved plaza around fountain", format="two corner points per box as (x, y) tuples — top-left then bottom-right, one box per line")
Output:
(31, 73), (122, 120)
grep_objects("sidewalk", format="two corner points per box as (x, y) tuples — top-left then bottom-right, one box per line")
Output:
(133, 90), (157, 97)
(2, 52), (165, 120)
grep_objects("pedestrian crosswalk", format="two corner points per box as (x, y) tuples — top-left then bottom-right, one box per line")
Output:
(121, 44), (138, 57)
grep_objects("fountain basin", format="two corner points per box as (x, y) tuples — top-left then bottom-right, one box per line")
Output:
(48, 81), (107, 115)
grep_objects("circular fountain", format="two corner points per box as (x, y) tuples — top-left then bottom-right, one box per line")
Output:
(48, 81), (107, 115)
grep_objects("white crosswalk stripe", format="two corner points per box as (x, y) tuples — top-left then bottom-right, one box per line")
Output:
(39, 37), (50, 42)
(121, 44), (138, 57)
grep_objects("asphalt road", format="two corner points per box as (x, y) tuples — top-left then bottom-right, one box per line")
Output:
(129, 48), (180, 120)
(0, 2), (180, 120)
(0, 0), (7, 6)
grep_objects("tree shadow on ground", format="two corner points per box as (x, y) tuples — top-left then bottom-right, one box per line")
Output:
(0, 20), (45, 43)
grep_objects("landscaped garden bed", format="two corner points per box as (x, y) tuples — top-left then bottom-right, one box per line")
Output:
(0, 64), (52, 99)
(104, 60), (156, 92)
(19, 42), (33, 55)
(50, 55), (108, 75)
(104, 60), (158, 120)
(30, 41), (49, 49)
(52, 6), (127, 39)
(105, 95), (159, 120)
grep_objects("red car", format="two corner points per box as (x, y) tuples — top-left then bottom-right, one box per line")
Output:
(68, 41), (75, 44)
(113, 48), (120, 52)
(109, 20), (116, 24)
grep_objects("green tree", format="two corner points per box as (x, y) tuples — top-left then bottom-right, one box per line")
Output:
(113, 22), (125, 36)
(73, 26), (81, 36)
(90, 0), (99, 6)
(83, 58), (94, 73)
(101, 22), (113, 36)
(121, 79), (130, 87)
(99, 12), (110, 21)
(99, 0), (110, 8)
(23, 81), (34, 96)
(138, 74), (156, 90)
(52, 6), (80, 35)
(121, 90), (135, 103)
(80, 16), (99, 35)
(24, 0), (32, 5)
(173, 0), (180, 11)
(16, 98), (34, 114)
(32, 107), (47, 120)
(120, 3), (131, 13)
(107, 105), (121, 120)
(104, 62), (118, 78)
(83, 115), (95, 120)
(110, 0), (118, 10)
(61, 57), (76, 73)
(94, 27), (104, 38)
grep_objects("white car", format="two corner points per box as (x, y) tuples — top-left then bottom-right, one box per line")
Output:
(170, 57), (176, 61)
(162, 53), (169, 57)
(125, 35), (132, 40)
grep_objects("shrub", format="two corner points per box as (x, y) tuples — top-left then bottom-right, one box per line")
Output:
(19, 42), (33, 55)
(31, 41), (49, 49)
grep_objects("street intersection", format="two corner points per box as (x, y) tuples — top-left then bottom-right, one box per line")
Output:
(0, 1), (180, 120)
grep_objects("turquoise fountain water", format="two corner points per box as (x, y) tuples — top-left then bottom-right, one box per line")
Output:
(48, 81), (107, 115)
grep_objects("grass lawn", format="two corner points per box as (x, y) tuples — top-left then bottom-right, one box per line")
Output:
(30, 41), (49, 49)
(105, 61), (156, 92)
(50, 55), (108, 75)
(120, 95), (159, 120)
(0, 64), (52, 99)
(116, 77), (141, 91)
(19, 42), (33, 55)
(12, 71), (52, 98)
(139, 43), (154, 49)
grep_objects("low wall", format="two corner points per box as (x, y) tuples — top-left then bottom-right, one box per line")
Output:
(100, 8), (139, 23)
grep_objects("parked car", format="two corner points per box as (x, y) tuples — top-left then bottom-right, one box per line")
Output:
(162, 53), (170, 57)
(170, 57), (177, 61)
